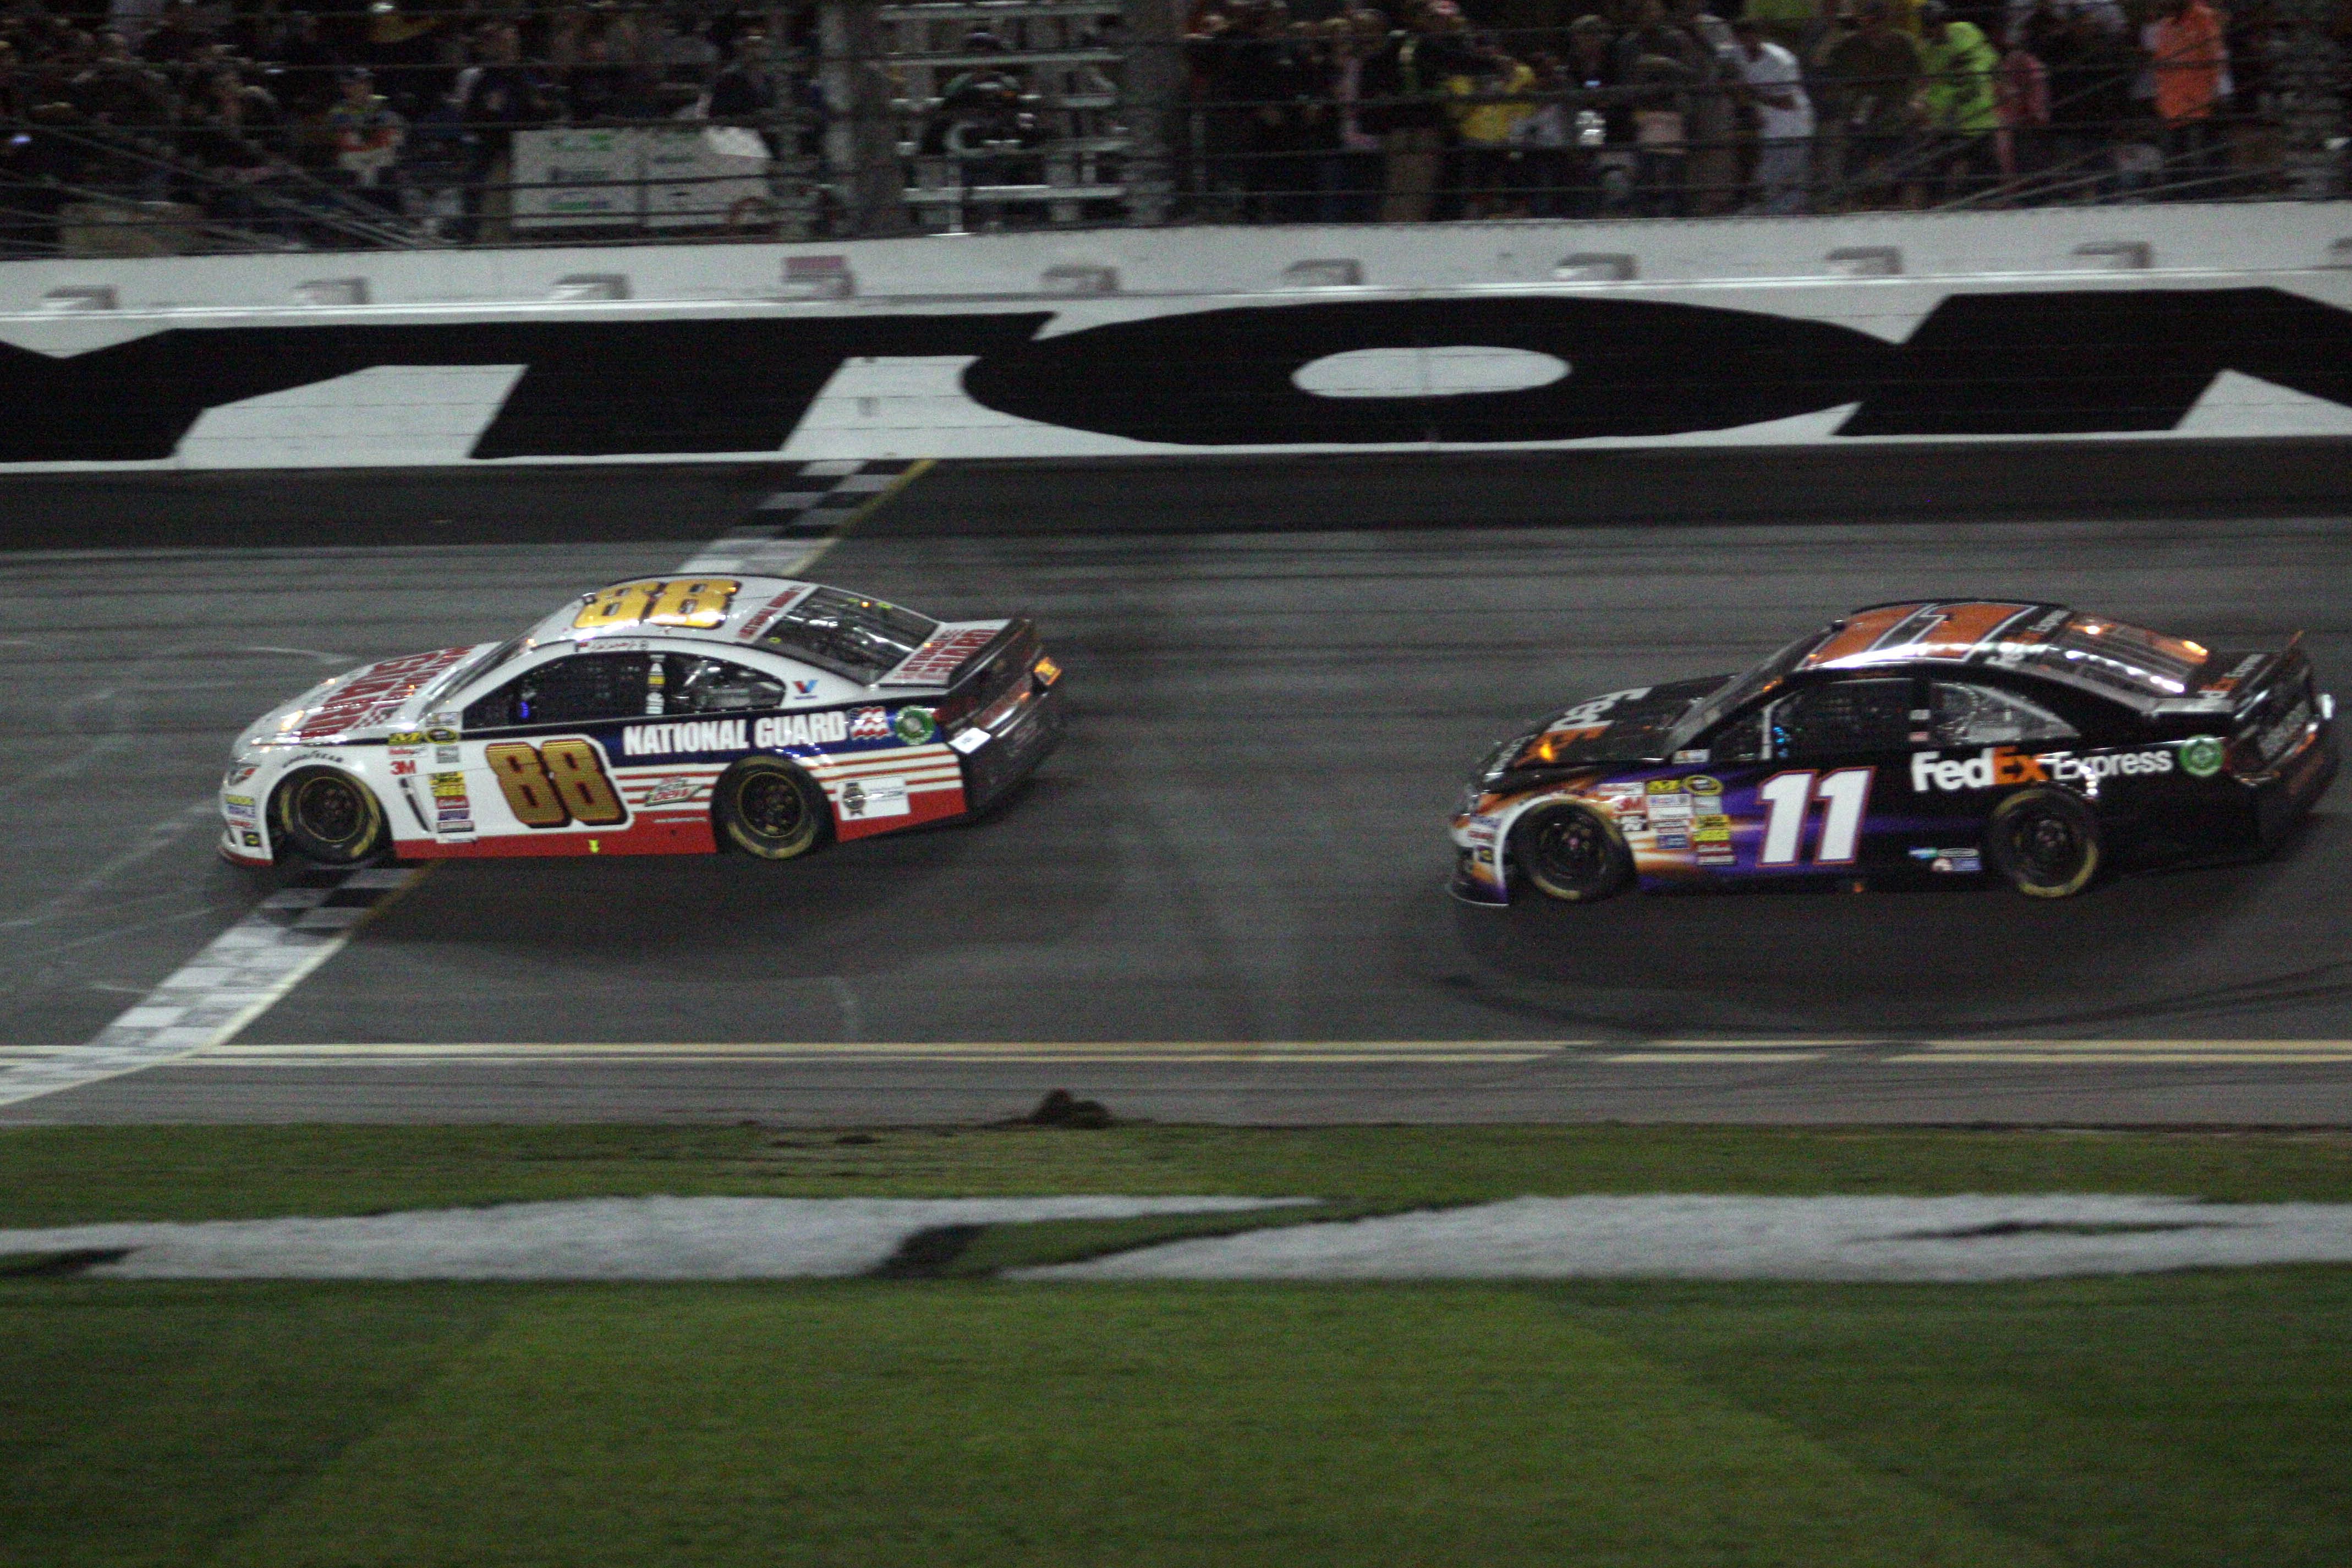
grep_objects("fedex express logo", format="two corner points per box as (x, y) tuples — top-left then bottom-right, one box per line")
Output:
(1911, 746), (2177, 792)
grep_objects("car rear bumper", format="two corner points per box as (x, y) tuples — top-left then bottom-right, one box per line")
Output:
(961, 678), (1065, 813)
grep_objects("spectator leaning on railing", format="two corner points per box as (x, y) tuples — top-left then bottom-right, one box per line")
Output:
(1730, 14), (1814, 211)
(1919, 0), (1998, 198)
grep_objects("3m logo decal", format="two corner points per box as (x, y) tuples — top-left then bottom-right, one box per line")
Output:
(485, 739), (627, 829)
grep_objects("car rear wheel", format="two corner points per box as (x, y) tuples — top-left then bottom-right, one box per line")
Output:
(714, 758), (831, 861)
(271, 767), (387, 866)
(1511, 802), (1632, 903)
(1985, 787), (2101, 898)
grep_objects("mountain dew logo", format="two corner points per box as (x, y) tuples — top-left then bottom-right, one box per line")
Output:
(2179, 736), (2225, 778)
(893, 706), (937, 745)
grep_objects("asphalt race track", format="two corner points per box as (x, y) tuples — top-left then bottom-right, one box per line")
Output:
(3, 442), (2350, 1125)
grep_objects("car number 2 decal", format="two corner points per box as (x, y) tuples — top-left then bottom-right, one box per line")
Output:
(1756, 767), (1874, 867)
(484, 739), (628, 829)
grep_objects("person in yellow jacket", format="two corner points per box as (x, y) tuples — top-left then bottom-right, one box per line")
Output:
(1448, 35), (1538, 215)
(1918, 0), (1999, 199)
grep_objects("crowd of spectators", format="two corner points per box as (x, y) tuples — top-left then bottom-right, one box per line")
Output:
(0, 0), (818, 251)
(0, 0), (2336, 252)
(1180, 0), (2342, 217)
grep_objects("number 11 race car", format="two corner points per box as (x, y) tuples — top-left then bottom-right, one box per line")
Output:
(1452, 601), (2337, 903)
(221, 577), (1064, 868)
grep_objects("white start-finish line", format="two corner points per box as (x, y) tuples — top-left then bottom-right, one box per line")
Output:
(0, 465), (911, 1112)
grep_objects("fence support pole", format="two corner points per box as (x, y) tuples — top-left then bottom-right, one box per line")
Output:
(1122, 0), (1183, 225)
(2276, 0), (2345, 198)
(823, 0), (913, 237)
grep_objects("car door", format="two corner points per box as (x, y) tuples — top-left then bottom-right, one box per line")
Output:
(1756, 676), (1916, 877)
(453, 650), (654, 844)
(1679, 676), (1914, 881)
(1899, 679), (2083, 874)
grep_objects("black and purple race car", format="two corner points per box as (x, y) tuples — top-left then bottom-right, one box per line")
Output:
(1451, 601), (2337, 903)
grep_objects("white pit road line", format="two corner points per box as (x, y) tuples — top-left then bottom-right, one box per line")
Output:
(0, 465), (916, 1111)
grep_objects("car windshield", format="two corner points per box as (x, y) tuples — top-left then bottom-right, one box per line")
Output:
(756, 587), (938, 685)
(1667, 628), (1831, 749)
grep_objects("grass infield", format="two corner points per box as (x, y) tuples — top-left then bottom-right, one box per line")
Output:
(2, 1122), (2348, 1567)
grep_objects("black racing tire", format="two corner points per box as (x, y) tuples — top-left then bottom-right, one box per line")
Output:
(1511, 802), (1633, 904)
(1985, 787), (2102, 898)
(271, 766), (388, 866)
(713, 757), (831, 861)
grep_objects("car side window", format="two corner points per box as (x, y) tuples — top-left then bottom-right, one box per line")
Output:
(661, 654), (787, 715)
(462, 653), (651, 730)
(1929, 682), (2077, 747)
(1708, 709), (1767, 763)
(1768, 678), (1913, 761)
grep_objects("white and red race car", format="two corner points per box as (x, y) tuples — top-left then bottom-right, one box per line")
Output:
(220, 576), (1064, 867)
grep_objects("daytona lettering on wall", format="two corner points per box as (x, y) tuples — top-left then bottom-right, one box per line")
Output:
(7, 288), (2352, 464)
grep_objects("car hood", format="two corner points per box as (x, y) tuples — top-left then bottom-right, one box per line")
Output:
(238, 643), (498, 749)
(1499, 675), (1730, 771)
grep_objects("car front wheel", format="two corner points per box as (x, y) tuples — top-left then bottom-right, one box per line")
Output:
(1985, 787), (2101, 898)
(713, 758), (831, 860)
(1511, 802), (1632, 903)
(271, 767), (388, 866)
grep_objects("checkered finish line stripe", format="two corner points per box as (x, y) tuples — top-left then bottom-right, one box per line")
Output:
(0, 867), (425, 1109)
(678, 459), (933, 579)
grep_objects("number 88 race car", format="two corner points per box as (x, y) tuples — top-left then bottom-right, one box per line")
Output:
(221, 577), (1064, 868)
(1451, 601), (2337, 903)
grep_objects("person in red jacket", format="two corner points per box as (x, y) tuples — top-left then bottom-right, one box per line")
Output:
(2148, 0), (2227, 194)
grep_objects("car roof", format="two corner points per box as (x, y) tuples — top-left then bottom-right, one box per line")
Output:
(1795, 601), (2067, 674)
(1790, 600), (2223, 711)
(520, 576), (833, 650)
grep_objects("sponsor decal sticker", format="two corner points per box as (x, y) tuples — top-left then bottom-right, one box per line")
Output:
(386, 731), (426, 745)
(2038, 749), (2176, 783)
(893, 707), (937, 745)
(390, 759), (418, 776)
(2180, 735), (2225, 778)
(223, 796), (256, 820)
(435, 745), (460, 765)
(790, 678), (821, 703)
(837, 776), (911, 820)
(1673, 749), (1709, 765)
(282, 645), (475, 741)
(1686, 775), (1722, 795)
(1910, 846), (1984, 874)
(949, 727), (991, 755)
(891, 628), (1000, 686)
(240, 829), (262, 847)
(849, 706), (890, 741)
(753, 711), (851, 749)
(643, 775), (699, 806)
(1908, 747), (2052, 792)
(621, 717), (827, 757)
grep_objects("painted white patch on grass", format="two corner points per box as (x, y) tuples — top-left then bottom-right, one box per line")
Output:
(1016, 1195), (2352, 1284)
(0, 1196), (1307, 1280)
